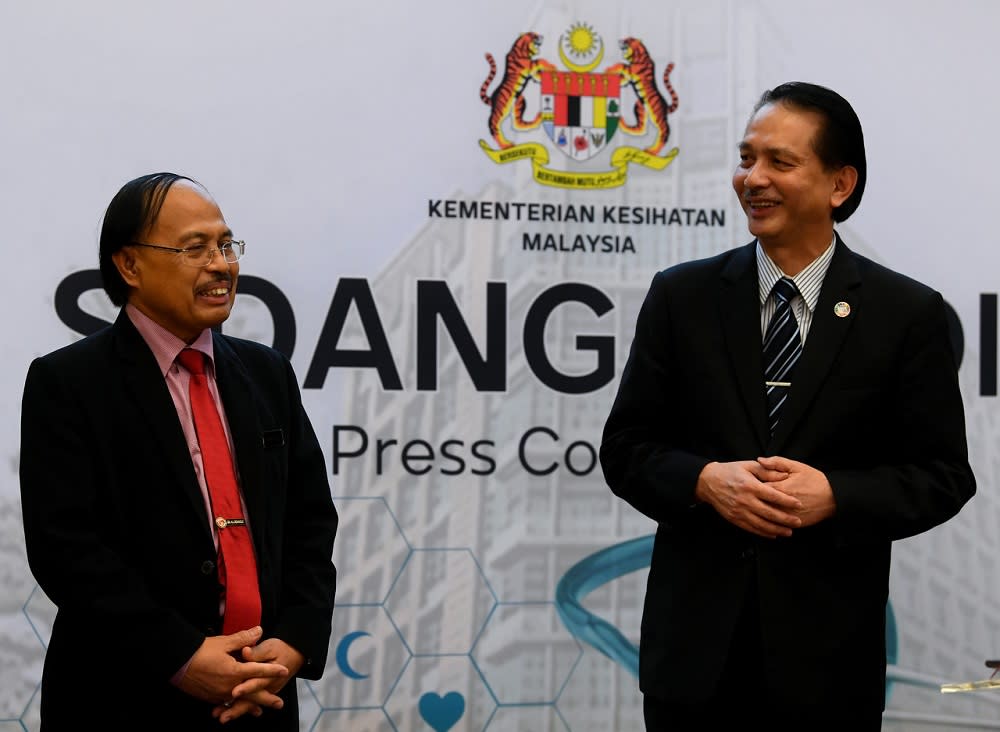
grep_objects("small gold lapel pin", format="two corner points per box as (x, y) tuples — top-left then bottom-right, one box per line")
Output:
(834, 301), (851, 318)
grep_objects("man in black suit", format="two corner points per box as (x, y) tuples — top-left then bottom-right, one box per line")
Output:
(20, 173), (338, 729)
(601, 83), (975, 730)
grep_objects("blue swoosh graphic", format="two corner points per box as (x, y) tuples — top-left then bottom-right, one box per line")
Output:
(555, 534), (900, 703)
(555, 534), (652, 677)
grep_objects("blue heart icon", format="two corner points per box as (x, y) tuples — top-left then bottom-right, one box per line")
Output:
(418, 691), (465, 732)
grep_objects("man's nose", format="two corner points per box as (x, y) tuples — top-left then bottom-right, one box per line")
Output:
(743, 162), (768, 189)
(204, 248), (232, 272)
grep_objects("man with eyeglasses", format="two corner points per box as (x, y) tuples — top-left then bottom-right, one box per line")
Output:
(19, 173), (338, 730)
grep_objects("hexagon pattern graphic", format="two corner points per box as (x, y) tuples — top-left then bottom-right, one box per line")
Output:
(310, 605), (409, 710)
(0, 611), (44, 721)
(332, 497), (411, 606)
(472, 602), (581, 705)
(385, 549), (497, 657)
(297, 678), (320, 732)
(485, 704), (570, 732)
(555, 648), (643, 732)
(385, 655), (494, 732)
(22, 585), (55, 648)
(312, 707), (396, 732)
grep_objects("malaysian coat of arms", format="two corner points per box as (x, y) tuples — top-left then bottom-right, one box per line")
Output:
(478, 23), (679, 189)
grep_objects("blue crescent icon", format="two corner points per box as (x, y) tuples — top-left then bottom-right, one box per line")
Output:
(335, 630), (372, 680)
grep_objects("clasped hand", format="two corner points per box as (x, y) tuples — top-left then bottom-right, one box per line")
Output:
(177, 626), (305, 724)
(695, 456), (836, 538)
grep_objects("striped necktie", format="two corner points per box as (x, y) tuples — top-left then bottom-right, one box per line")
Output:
(763, 277), (802, 435)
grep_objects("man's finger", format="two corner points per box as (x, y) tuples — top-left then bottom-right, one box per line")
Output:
(749, 507), (799, 536)
(232, 662), (289, 686)
(230, 686), (284, 710)
(232, 673), (288, 697)
(757, 455), (799, 471)
(722, 503), (792, 538)
(216, 699), (262, 724)
(746, 463), (789, 483)
(240, 638), (278, 663)
(757, 503), (802, 529)
(760, 485), (803, 510)
(212, 700), (247, 720)
(733, 498), (801, 535)
(223, 625), (263, 653)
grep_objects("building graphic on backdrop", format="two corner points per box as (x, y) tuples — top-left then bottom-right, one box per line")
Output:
(479, 23), (679, 190)
(317, 6), (1000, 732)
(317, 7), (738, 730)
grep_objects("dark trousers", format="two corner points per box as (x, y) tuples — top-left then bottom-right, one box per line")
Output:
(643, 580), (882, 732)
(644, 693), (882, 731)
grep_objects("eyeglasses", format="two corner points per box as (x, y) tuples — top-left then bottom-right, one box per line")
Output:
(130, 240), (245, 267)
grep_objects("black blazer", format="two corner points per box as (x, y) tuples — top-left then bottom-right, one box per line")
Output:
(601, 238), (975, 712)
(20, 311), (338, 730)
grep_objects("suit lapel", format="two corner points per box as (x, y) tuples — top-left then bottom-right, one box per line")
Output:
(212, 335), (267, 552)
(112, 312), (214, 544)
(768, 237), (861, 451)
(720, 243), (769, 450)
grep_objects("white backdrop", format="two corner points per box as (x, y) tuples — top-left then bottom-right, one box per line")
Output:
(2, 1), (999, 730)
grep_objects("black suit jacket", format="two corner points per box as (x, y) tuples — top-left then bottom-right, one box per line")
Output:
(20, 311), (338, 730)
(601, 238), (975, 712)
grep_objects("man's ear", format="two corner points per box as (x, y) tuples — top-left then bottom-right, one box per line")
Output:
(830, 165), (858, 209)
(111, 247), (140, 289)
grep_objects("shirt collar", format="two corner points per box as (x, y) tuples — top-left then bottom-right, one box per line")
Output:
(125, 304), (216, 377)
(756, 235), (837, 313)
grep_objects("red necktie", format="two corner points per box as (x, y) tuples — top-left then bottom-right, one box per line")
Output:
(177, 348), (261, 635)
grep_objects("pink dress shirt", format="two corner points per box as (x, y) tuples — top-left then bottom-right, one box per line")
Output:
(125, 304), (253, 684)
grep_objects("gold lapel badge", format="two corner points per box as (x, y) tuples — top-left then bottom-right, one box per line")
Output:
(834, 301), (851, 318)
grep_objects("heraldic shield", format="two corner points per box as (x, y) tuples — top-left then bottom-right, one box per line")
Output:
(541, 71), (621, 161)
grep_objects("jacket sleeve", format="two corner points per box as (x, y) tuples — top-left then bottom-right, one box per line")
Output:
(269, 354), (338, 680)
(19, 356), (205, 681)
(826, 290), (976, 542)
(600, 272), (712, 524)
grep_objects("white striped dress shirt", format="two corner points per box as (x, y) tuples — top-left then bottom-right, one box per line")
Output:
(757, 237), (836, 343)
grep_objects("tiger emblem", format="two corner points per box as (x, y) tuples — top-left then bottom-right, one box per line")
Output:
(607, 37), (679, 155)
(480, 32), (556, 149)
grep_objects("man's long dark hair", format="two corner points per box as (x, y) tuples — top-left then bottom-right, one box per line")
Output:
(98, 172), (196, 306)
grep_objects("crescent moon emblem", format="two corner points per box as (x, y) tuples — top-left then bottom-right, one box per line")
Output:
(335, 630), (371, 680)
(558, 35), (605, 73)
